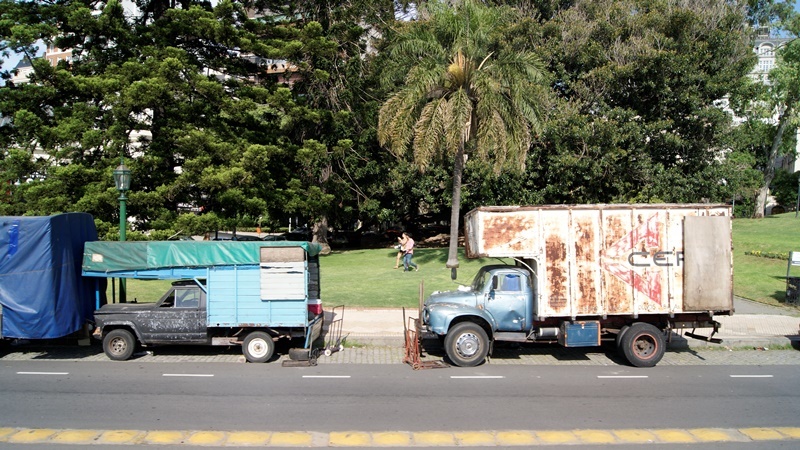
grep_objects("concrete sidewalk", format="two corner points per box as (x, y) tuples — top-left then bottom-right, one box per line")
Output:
(330, 308), (800, 349)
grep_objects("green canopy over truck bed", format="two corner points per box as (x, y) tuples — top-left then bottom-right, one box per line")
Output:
(83, 240), (322, 274)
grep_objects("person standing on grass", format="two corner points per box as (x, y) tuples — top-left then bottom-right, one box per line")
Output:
(394, 234), (408, 269)
(402, 232), (418, 272)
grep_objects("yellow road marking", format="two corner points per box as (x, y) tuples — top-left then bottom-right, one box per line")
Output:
(741, 427), (786, 440)
(96, 430), (141, 444)
(51, 429), (100, 444)
(227, 431), (271, 446)
(187, 431), (226, 446)
(575, 429), (617, 444)
(776, 427), (800, 438)
(690, 428), (743, 442)
(329, 431), (371, 446)
(536, 430), (578, 444)
(454, 431), (495, 446)
(496, 430), (537, 446)
(142, 430), (185, 445)
(8, 429), (56, 443)
(0, 426), (798, 446)
(413, 431), (455, 446)
(652, 428), (696, 443)
(613, 428), (656, 443)
(0, 428), (16, 439)
(372, 431), (411, 446)
(270, 431), (313, 446)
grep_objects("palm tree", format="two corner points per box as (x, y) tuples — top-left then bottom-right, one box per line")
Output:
(378, 0), (546, 277)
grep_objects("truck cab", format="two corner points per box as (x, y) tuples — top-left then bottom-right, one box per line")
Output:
(424, 265), (535, 366)
(94, 280), (209, 357)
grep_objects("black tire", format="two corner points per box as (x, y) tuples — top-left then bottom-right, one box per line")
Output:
(619, 323), (665, 367)
(615, 325), (630, 349)
(444, 322), (489, 367)
(103, 329), (136, 361)
(242, 331), (275, 363)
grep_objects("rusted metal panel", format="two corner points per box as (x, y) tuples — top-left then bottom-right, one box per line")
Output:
(683, 216), (733, 311)
(464, 204), (732, 318)
(571, 210), (602, 316)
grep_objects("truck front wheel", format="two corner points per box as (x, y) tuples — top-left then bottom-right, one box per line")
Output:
(444, 322), (489, 367)
(103, 329), (136, 361)
(619, 323), (665, 367)
(242, 331), (275, 363)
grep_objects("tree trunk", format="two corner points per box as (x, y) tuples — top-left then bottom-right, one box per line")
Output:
(446, 142), (465, 278)
(754, 105), (793, 218)
(312, 216), (331, 255)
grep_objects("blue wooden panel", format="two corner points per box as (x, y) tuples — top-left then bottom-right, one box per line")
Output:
(206, 265), (307, 327)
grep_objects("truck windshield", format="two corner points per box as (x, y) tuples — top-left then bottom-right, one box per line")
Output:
(470, 268), (490, 292)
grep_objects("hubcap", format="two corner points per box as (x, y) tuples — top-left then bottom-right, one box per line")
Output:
(110, 338), (126, 355)
(633, 335), (656, 359)
(455, 332), (481, 358)
(248, 339), (268, 358)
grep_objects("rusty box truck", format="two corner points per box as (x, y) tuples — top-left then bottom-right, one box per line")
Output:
(82, 240), (323, 363)
(421, 204), (733, 367)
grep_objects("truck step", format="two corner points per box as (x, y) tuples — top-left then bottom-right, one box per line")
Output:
(493, 332), (529, 342)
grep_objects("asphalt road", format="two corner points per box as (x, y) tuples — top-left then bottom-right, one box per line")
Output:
(1, 361), (798, 433)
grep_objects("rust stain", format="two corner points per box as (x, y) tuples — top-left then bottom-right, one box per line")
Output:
(576, 266), (597, 314)
(604, 274), (629, 313)
(574, 219), (595, 263)
(574, 219), (597, 314)
(603, 216), (624, 250)
(482, 214), (535, 253)
(546, 234), (567, 312)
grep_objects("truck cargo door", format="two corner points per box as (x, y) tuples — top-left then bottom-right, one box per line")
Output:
(683, 216), (733, 311)
(260, 247), (306, 300)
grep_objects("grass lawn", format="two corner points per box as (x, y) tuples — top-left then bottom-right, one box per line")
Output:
(116, 247), (504, 308)
(732, 212), (800, 306)
(116, 213), (800, 309)
(321, 248), (507, 308)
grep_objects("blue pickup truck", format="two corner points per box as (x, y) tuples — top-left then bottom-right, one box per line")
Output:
(83, 240), (323, 363)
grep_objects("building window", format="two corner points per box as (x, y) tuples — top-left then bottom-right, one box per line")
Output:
(759, 58), (774, 73)
(760, 44), (774, 56)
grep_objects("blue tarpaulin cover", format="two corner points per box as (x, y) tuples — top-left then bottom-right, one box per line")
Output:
(0, 213), (98, 339)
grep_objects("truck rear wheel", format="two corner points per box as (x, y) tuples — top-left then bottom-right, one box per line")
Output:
(242, 331), (275, 363)
(444, 322), (489, 367)
(619, 323), (665, 367)
(103, 329), (136, 361)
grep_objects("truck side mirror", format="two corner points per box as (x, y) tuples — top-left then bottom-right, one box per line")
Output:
(491, 276), (499, 291)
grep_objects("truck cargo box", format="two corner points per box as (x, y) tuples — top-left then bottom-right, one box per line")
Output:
(0, 213), (98, 339)
(464, 204), (732, 319)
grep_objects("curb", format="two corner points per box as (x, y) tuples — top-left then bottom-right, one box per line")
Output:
(342, 333), (800, 350)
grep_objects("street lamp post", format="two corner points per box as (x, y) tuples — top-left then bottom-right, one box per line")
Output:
(113, 158), (131, 303)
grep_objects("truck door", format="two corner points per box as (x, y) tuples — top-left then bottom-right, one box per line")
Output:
(486, 271), (528, 331)
(139, 286), (208, 344)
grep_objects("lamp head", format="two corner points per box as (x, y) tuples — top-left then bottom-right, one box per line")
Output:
(113, 163), (131, 192)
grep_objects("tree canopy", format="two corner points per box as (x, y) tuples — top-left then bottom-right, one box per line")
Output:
(0, 0), (794, 248)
